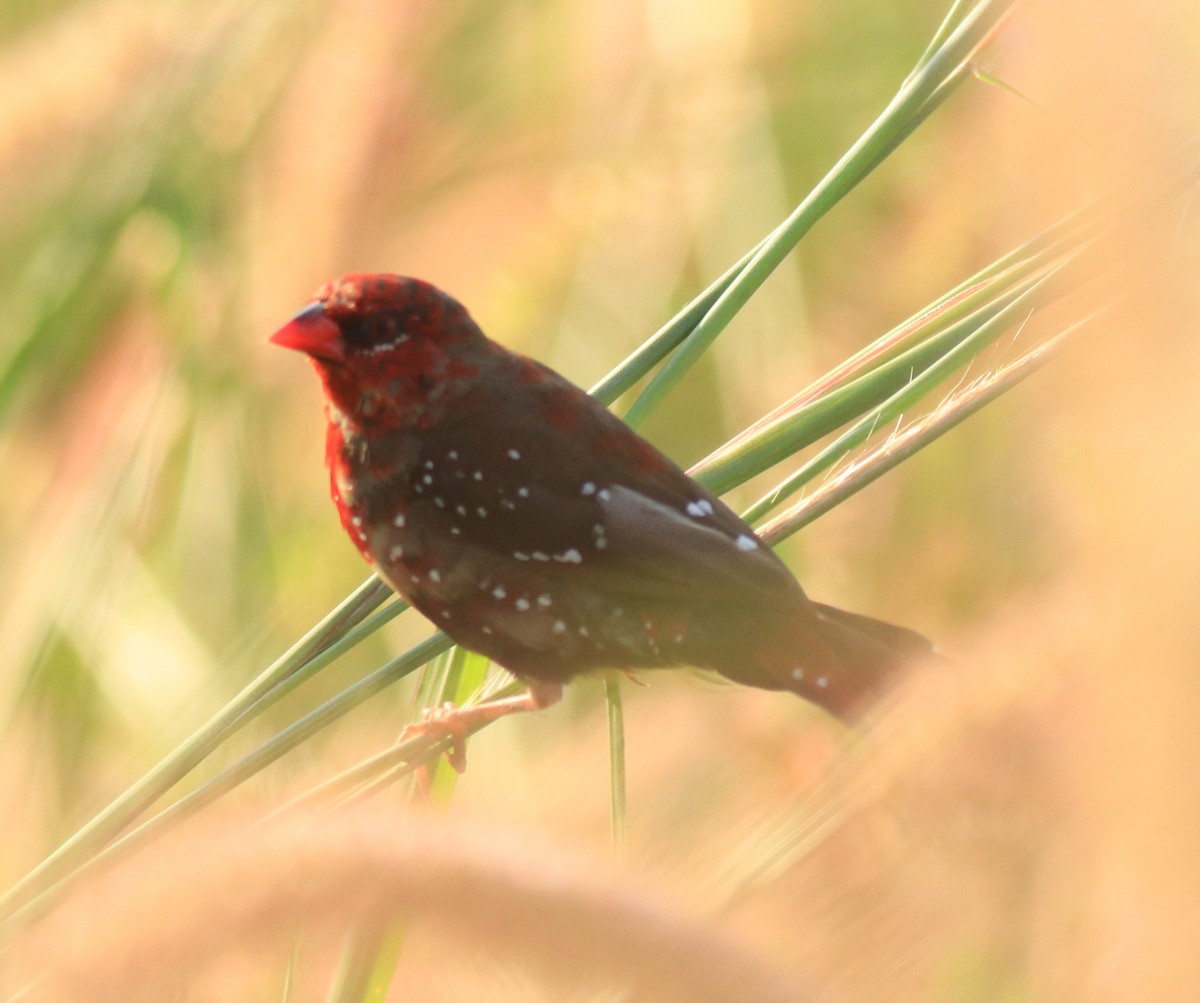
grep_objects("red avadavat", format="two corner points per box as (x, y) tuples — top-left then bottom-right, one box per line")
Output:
(272, 274), (932, 742)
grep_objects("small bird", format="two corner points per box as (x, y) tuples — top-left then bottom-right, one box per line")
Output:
(271, 274), (932, 758)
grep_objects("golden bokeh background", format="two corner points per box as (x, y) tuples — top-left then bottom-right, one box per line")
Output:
(2, 0), (1199, 999)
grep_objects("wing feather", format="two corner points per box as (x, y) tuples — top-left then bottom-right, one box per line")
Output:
(398, 359), (803, 613)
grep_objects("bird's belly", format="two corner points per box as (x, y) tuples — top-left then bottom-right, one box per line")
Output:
(368, 541), (696, 681)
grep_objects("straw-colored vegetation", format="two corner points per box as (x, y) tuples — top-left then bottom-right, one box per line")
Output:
(2, 0), (1198, 1000)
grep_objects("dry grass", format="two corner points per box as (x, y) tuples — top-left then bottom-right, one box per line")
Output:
(2, 0), (1198, 999)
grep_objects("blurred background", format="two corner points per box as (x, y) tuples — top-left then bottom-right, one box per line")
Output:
(2, 0), (1199, 1000)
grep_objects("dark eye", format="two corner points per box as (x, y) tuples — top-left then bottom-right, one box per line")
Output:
(375, 316), (400, 342)
(342, 314), (403, 353)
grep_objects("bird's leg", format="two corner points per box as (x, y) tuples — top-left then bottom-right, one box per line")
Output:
(402, 678), (564, 775)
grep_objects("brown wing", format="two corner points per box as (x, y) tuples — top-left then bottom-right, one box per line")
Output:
(401, 356), (803, 613)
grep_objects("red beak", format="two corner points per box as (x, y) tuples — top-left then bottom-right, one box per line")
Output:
(269, 302), (345, 362)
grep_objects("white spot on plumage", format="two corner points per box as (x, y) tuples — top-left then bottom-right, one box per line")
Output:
(422, 474), (433, 485)
(482, 625), (493, 634)
(456, 505), (467, 516)
(451, 526), (461, 535)
(507, 448), (521, 460)
(736, 534), (759, 551)
(553, 620), (567, 634)
(554, 548), (582, 564)
(817, 676), (829, 688)
(424, 460), (434, 470)
(595, 538), (607, 549)
(685, 499), (714, 518)
(393, 513), (406, 527)
(517, 487), (530, 498)
(492, 585), (507, 599)
(531, 551), (549, 561)
(791, 667), (805, 680)
(363, 337), (408, 354)
(473, 471), (483, 481)
(501, 499), (516, 511)
(428, 569), (441, 583)
(513, 552), (529, 561)
(441, 610), (451, 619)
(447, 450), (458, 460)
(477, 507), (488, 517)
(578, 626), (589, 637)
(598, 489), (611, 501)
(351, 515), (363, 526)
(515, 598), (530, 611)
(581, 482), (596, 496)
(388, 545), (404, 561)
(536, 594), (552, 607)
(434, 497), (445, 508)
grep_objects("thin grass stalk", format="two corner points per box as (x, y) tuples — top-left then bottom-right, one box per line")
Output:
(426, 648), (493, 803)
(0, 574), (391, 923)
(589, 242), (768, 405)
(326, 646), (495, 1001)
(354, 930), (408, 1003)
(692, 284), (1026, 497)
(912, 0), (976, 72)
(4, 632), (456, 930)
(284, 683), (525, 817)
(621, 0), (1012, 430)
(605, 676), (627, 855)
(233, 595), (411, 728)
(660, 319), (1098, 918)
(756, 316), (1096, 546)
(289, 735), (453, 815)
(738, 273), (1062, 523)
(694, 229), (1094, 497)
(327, 928), (389, 1003)
(284, 936), (302, 1002)
(709, 203), (1099, 462)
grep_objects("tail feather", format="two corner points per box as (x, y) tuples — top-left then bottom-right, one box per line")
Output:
(740, 603), (936, 720)
(810, 602), (936, 662)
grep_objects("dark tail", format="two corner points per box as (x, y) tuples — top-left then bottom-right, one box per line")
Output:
(739, 602), (936, 720)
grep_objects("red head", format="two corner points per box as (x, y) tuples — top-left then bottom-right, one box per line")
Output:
(270, 274), (490, 429)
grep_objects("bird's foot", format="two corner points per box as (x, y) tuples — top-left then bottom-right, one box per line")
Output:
(402, 701), (473, 776)
(401, 679), (564, 777)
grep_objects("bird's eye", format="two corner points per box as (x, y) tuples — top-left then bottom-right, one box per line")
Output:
(341, 314), (407, 355)
(370, 316), (412, 353)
